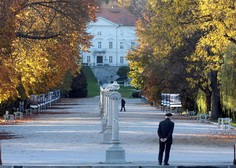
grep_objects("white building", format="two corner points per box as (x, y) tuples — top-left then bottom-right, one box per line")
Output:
(82, 7), (138, 67)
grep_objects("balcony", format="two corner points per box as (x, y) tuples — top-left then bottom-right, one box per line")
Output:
(93, 48), (106, 54)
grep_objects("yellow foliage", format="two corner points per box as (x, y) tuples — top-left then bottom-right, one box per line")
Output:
(0, 0), (96, 101)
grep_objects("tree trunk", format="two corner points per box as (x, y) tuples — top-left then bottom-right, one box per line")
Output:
(210, 70), (221, 120)
(205, 91), (211, 114)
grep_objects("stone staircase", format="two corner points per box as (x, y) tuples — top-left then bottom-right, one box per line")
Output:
(90, 66), (120, 84)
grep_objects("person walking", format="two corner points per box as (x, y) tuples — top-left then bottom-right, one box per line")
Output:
(157, 112), (174, 165)
(120, 98), (126, 112)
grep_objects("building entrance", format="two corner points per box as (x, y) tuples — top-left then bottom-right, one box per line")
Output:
(97, 56), (103, 64)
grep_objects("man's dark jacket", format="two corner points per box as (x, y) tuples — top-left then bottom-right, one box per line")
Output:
(158, 118), (174, 144)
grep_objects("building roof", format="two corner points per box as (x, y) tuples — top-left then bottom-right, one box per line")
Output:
(96, 7), (137, 26)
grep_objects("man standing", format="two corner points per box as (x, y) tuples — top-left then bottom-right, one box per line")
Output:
(157, 113), (174, 165)
(120, 98), (126, 112)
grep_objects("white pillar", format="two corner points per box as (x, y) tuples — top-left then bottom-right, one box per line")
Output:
(101, 92), (109, 133)
(110, 93), (120, 143)
(101, 90), (106, 115)
(102, 92), (114, 143)
(99, 88), (103, 115)
(105, 91), (126, 163)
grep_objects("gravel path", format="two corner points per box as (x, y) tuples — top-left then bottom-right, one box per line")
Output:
(0, 96), (235, 166)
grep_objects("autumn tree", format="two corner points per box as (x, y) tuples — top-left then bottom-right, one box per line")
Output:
(166, 0), (236, 119)
(127, 1), (194, 107)
(220, 44), (236, 118)
(128, 0), (236, 119)
(0, 0), (97, 103)
(118, 0), (147, 19)
(0, 0), (21, 102)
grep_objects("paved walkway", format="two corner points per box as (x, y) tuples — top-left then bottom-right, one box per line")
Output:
(0, 96), (235, 167)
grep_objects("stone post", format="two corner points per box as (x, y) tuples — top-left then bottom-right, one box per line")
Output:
(234, 142), (236, 165)
(102, 92), (113, 143)
(107, 95), (113, 128)
(110, 93), (120, 143)
(101, 92), (109, 133)
(105, 92), (126, 163)
(99, 87), (104, 116)
(0, 143), (2, 165)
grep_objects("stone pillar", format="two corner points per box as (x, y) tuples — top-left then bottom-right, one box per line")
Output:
(101, 92), (109, 133)
(110, 93), (120, 143)
(0, 143), (2, 165)
(99, 87), (104, 116)
(105, 92), (126, 163)
(234, 143), (236, 165)
(107, 95), (113, 128)
(102, 92), (113, 143)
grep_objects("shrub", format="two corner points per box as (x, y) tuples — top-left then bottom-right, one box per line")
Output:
(132, 91), (141, 98)
(68, 71), (88, 98)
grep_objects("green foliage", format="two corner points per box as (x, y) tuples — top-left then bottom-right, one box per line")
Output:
(56, 71), (74, 97)
(104, 0), (110, 4)
(117, 66), (130, 79)
(220, 44), (236, 117)
(132, 91), (141, 98)
(83, 66), (100, 97)
(68, 71), (88, 98)
(196, 89), (207, 114)
(0, 98), (15, 115)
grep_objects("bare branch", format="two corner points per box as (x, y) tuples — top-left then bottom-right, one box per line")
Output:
(16, 31), (61, 39)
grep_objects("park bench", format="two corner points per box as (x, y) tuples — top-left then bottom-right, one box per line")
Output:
(3, 111), (14, 123)
(197, 114), (208, 123)
(30, 104), (40, 114)
(13, 111), (23, 119)
(25, 109), (33, 115)
(186, 110), (196, 119)
(218, 118), (232, 129)
(161, 93), (182, 114)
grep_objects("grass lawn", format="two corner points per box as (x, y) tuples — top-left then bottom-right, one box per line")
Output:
(83, 66), (139, 98)
(231, 121), (236, 127)
(82, 66), (100, 97)
(118, 85), (138, 98)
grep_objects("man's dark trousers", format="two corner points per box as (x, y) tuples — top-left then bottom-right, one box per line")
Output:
(157, 116), (174, 165)
(158, 141), (171, 164)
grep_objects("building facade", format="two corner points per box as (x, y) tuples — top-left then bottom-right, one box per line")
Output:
(82, 7), (138, 67)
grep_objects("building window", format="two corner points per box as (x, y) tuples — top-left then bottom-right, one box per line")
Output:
(98, 42), (102, 48)
(98, 31), (102, 35)
(109, 56), (113, 63)
(120, 56), (124, 64)
(120, 42), (124, 49)
(120, 30), (124, 36)
(87, 56), (91, 63)
(109, 42), (113, 49)
(131, 42), (135, 48)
